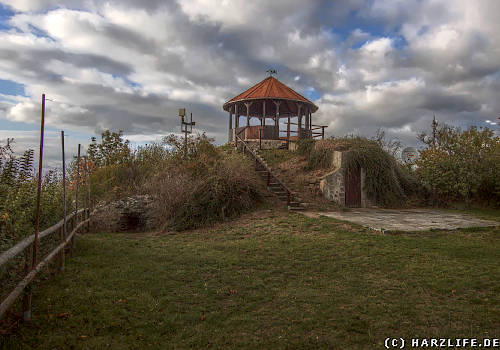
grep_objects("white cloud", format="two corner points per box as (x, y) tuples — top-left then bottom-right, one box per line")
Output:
(0, 0), (499, 158)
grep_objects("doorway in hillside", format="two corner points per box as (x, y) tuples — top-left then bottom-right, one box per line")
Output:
(345, 165), (361, 207)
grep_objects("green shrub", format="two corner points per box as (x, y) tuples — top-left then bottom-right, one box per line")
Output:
(305, 146), (332, 170)
(416, 125), (500, 207)
(296, 138), (315, 157)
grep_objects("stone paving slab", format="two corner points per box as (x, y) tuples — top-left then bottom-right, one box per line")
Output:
(303, 209), (499, 232)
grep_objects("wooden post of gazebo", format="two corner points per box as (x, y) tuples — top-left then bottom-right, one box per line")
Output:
(273, 100), (280, 127)
(297, 104), (302, 139)
(262, 101), (266, 126)
(245, 102), (252, 127)
(234, 104), (239, 128)
(228, 109), (232, 142)
(287, 116), (291, 143)
(305, 107), (310, 135)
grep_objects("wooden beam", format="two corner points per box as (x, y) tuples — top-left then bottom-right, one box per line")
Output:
(273, 100), (281, 127)
(234, 104), (239, 128)
(244, 101), (252, 127)
(262, 100), (266, 126)
(287, 116), (290, 143)
(296, 103), (302, 139)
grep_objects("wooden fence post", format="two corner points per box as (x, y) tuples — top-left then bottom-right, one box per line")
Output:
(22, 247), (32, 322)
(58, 226), (64, 272)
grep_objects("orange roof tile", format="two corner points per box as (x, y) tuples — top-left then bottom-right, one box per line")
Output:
(223, 76), (318, 112)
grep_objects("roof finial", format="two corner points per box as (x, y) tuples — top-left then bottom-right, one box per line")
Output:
(266, 69), (277, 77)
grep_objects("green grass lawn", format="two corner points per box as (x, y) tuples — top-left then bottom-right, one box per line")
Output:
(443, 206), (500, 222)
(2, 210), (499, 349)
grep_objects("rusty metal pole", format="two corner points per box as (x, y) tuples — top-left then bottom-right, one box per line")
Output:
(60, 130), (66, 270)
(72, 144), (80, 252)
(32, 93), (45, 270)
(87, 157), (91, 232)
(83, 156), (88, 233)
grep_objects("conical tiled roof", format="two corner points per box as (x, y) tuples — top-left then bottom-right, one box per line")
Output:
(223, 76), (318, 113)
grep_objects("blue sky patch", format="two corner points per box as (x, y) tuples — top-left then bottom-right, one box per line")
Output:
(0, 79), (26, 96)
(0, 3), (14, 30)
(304, 88), (321, 101)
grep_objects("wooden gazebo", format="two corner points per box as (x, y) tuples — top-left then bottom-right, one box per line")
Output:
(223, 76), (325, 146)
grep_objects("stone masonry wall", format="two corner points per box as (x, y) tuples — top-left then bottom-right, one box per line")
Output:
(319, 151), (345, 205)
(244, 139), (286, 151)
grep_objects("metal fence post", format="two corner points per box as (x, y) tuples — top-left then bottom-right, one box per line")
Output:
(60, 130), (66, 271)
(33, 93), (45, 270)
(83, 156), (88, 233)
(72, 144), (80, 252)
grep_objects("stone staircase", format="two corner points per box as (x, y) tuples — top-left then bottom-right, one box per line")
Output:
(234, 133), (307, 211)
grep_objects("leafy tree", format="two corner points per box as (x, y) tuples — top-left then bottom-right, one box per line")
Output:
(88, 130), (132, 167)
(417, 123), (500, 206)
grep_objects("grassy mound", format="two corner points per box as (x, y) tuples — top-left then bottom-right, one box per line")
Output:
(317, 137), (417, 207)
(267, 137), (417, 208)
(148, 137), (262, 231)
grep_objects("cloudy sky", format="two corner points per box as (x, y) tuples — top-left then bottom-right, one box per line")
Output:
(1, 0), (499, 167)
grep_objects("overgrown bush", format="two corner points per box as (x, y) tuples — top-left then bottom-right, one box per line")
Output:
(296, 138), (315, 157)
(297, 139), (332, 170)
(343, 138), (417, 207)
(306, 144), (333, 170)
(302, 136), (417, 207)
(416, 124), (500, 207)
(88, 132), (170, 200)
(149, 135), (261, 231)
(88, 131), (262, 231)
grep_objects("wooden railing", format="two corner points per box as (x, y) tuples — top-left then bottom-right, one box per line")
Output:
(0, 207), (93, 321)
(282, 122), (327, 140)
(234, 132), (295, 206)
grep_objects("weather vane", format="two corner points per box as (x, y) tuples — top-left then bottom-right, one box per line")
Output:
(266, 69), (277, 76)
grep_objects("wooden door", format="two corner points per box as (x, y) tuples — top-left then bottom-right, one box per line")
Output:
(345, 165), (361, 207)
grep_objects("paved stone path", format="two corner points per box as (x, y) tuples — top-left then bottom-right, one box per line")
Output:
(303, 209), (499, 232)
